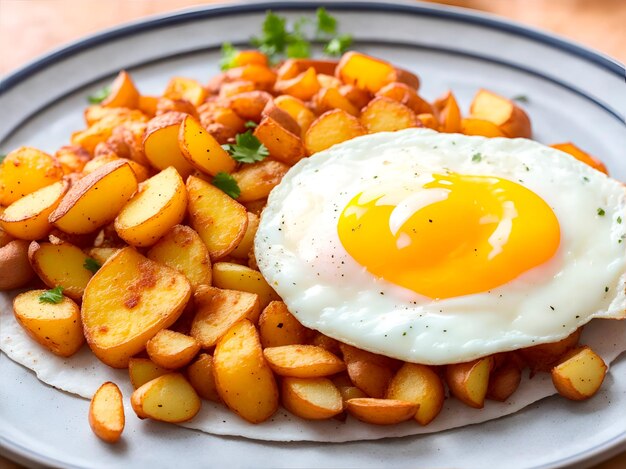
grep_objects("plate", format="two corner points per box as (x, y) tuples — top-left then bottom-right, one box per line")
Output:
(1, 1), (625, 467)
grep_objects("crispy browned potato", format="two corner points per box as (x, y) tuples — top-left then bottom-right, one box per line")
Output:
(336, 52), (407, 93)
(213, 319), (278, 423)
(258, 301), (308, 348)
(470, 89), (531, 138)
(230, 212), (259, 259)
(360, 96), (421, 133)
(138, 95), (159, 116)
(82, 247), (191, 368)
(225, 64), (277, 91)
(89, 382), (125, 443)
(551, 346), (607, 400)
(346, 398), (418, 425)
(434, 91), (462, 133)
(228, 91), (273, 122)
(332, 374), (368, 402)
(55, 145), (90, 174)
(128, 358), (170, 389)
(377, 82), (432, 115)
(83, 153), (149, 184)
(212, 262), (279, 309)
(73, 109), (148, 155)
(101, 70), (139, 109)
(187, 353), (221, 402)
(314, 87), (359, 116)
(254, 115), (306, 166)
(13, 289), (84, 357)
(274, 67), (321, 101)
(146, 329), (200, 369)
(386, 363), (445, 426)
(519, 328), (583, 372)
(147, 225), (212, 290)
(487, 362), (522, 402)
(310, 333), (341, 355)
(551, 142), (608, 175)
(282, 377), (343, 420)
(340, 344), (398, 398)
(461, 118), (507, 138)
(0, 239), (35, 290)
(190, 285), (260, 347)
(274, 95), (317, 137)
(339, 85), (371, 110)
(263, 345), (345, 378)
(232, 160), (290, 203)
(179, 114), (237, 176)
(163, 77), (207, 106)
(445, 356), (494, 408)
(186, 176), (249, 260)
(143, 112), (195, 177)
(131, 373), (201, 422)
(87, 247), (120, 265)
(304, 109), (366, 155)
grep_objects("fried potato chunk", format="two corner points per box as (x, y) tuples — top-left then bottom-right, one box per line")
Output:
(89, 382), (125, 443)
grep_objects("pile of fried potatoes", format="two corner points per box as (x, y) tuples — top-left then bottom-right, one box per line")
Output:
(0, 49), (609, 444)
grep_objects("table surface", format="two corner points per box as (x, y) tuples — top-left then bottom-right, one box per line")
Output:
(0, 0), (624, 468)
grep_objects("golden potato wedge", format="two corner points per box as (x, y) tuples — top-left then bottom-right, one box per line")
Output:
(310, 333), (341, 356)
(386, 363), (445, 425)
(146, 329), (200, 369)
(264, 345), (345, 378)
(114, 167), (187, 247)
(73, 110), (148, 155)
(551, 142), (608, 175)
(128, 358), (170, 389)
(282, 377), (343, 420)
(186, 175), (248, 259)
(197, 102), (246, 134)
(346, 398), (418, 425)
(89, 382), (125, 444)
(131, 373), (201, 422)
(470, 89), (531, 138)
(143, 112), (195, 177)
(87, 247), (120, 265)
(417, 113), (439, 130)
(0, 180), (69, 240)
(138, 95), (159, 117)
(445, 356), (494, 409)
(461, 118), (507, 138)
(336, 52), (397, 93)
(82, 247), (191, 368)
(225, 64), (277, 90)
(551, 346), (607, 400)
(230, 49), (269, 68)
(314, 87), (359, 116)
(258, 301), (308, 348)
(147, 225), (211, 290)
(219, 80), (257, 99)
(187, 353), (221, 402)
(179, 115), (236, 176)
(360, 96), (420, 133)
(190, 285), (260, 348)
(231, 160), (290, 203)
(339, 85), (371, 110)
(434, 91), (462, 133)
(83, 153), (150, 183)
(487, 363), (522, 402)
(101, 71), (139, 109)
(377, 82), (432, 115)
(340, 344), (398, 398)
(212, 261), (279, 309)
(274, 95), (317, 137)
(13, 289), (84, 357)
(228, 91), (272, 122)
(0, 147), (64, 206)
(156, 97), (198, 119)
(49, 160), (138, 235)
(163, 77), (207, 107)
(55, 145), (90, 174)
(274, 67), (321, 101)
(213, 319), (278, 423)
(519, 328), (582, 372)
(254, 115), (306, 166)
(230, 212), (259, 259)
(304, 109), (366, 155)
(0, 240), (36, 290)
(28, 240), (94, 300)
(317, 74), (342, 89)
(332, 374), (368, 402)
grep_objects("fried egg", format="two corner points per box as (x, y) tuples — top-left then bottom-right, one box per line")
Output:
(255, 129), (626, 365)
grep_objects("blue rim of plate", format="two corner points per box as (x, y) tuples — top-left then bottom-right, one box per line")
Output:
(1, 2), (625, 468)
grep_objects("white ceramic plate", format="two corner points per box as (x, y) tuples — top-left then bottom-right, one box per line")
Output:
(1, 1), (625, 467)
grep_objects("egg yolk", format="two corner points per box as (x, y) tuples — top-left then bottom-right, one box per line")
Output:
(337, 173), (560, 299)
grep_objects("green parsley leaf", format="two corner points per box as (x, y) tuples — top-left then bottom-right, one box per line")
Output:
(324, 34), (352, 56)
(512, 94), (529, 103)
(244, 121), (258, 129)
(222, 130), (269, 164)
(316, 7), (337, 35)
(597, 208), (606, 216)
(618, 216), (622, 224)
(251, 11), (289, 58)
(287, 37), (311, 58)
(39, 286), (65, 304)
(220, 42), (240, 70)
(212, 172), (241, 199)
(88, 85), (111, 104)
(83, 257), (102, 274)
(472, 153), (482, 162)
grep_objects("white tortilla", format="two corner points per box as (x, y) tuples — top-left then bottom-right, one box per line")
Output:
(1, 290), (624, 442)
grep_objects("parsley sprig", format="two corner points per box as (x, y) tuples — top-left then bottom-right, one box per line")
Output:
(83, 257), (101, 273)
(88, 85), (111, 104)
(220, 42), (240, 70)
(39, 286), (65, 304)
(212, 172), (241, 199)
(222, 130), (269, 164)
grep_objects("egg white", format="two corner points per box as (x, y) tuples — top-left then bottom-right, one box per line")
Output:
(255, 129), (626, 365)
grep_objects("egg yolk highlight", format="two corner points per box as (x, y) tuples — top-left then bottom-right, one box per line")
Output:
(337, 173), (560, 299)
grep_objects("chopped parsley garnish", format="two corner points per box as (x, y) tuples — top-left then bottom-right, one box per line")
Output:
(39, 286), (65, 304)
(212, 172), (241, 199)
(583, 176), (590, 183)
(324, 34), (353, 56)
(316, 7), (337, 35)
(222, 130), (269, 164)
(472, 153), (482, 162)
(219, 42), (240, 70)
(618, 216), (622, 224)
(512, 94), (529, 103)
(87, 85), (111, 104)
(244, 120), (258, 129)
(83, 257), (102, 274)
(605, 286), (609, 293)
(597, 208), (606, 216)
(251, 11), (289, 59)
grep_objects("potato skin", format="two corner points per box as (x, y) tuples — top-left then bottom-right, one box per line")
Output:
(89, 382), (125, 443)
(0, 239), (36, 290)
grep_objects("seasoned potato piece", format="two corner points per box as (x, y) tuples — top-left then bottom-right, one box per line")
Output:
(55, 145), (90, 174)
(434, 91), (462, 133)
(551, 346), (607, 400)
(73, 110), (148, 155)
(156, 97), (198, 118)
(197, 102), (246, 134)
(219, 80), (257, 99)
(128, 358), (170, 389)
(445, 356), (494, 409)
(551, 142), (608, 175)
(317, 74), (342, 89)
(346, 398), (418, 425)
(377, 82), (432, 115)
(13, 289), (84, 357)
(470, 89), (531, 138)
(143, 112), (195, 177)
(213, 319), (278, 423)
(131, 373), (201, 422)
(274, 67), (321, 101)
(461, 118), (507, 138)
(163, 77), (207, 106)
(264, 345), (345, 378)
(87, 247), (120, 265)
(258, 301), (308, 348)
(146, 329), (200, 369)
(304, 109), (366, 155)
(83, 153), (150, 183)
(186, 176), (248, 259)
(187, 353), (221, 402)
(487, 363), (522, 402)
(314, 87), (359, 116)
(339, 85), (371, 110)
(230, 49), (269, 68)
(332, 374), (368, 402)
(212, 262), (279, 309)
(336, 52), (397, 93)
(225, 64), (277, 90)
(519, 328), (582, 372)
(228, 91), (272, 122)
(230, 212), (259, 259)
(340, 344), (398, 398)
(0, 240), (36, 290)
(49, 160), (138, 235)
(310, 333), (341, 355)
(138, 95), (159, 117)
(82, 247), (191, 368)
(0, 147), (64, 206)
(101, 70), (140, 109)
(360, 96), (420, 133)
(232, 160), (290, 203)
(386, 363), (445, 425)
(147, 225), (211, 290)
(0, 180), (69, 240)
(254, 116), (306, 166)
(28, 240), (94, 300)
(274, 95), (316, 137)
(114, 167), (187, 247)
(282, 377), (343, 420)
(89, 382), (125, 444)
(190, 285), (260, 348)
(417, 113), (439, 130)
(179, 115), (236, 176)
